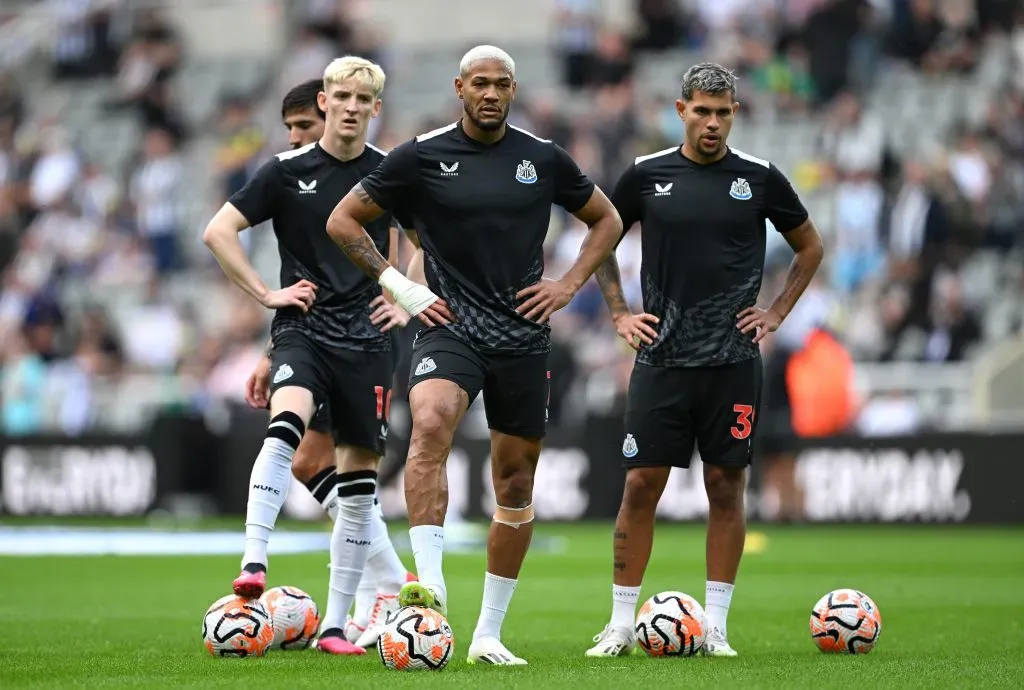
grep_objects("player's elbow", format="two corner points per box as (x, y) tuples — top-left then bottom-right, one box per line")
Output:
(202, 222), (226, 251)
(325, 208), (353, 245)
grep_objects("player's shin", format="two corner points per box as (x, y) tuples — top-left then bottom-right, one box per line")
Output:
(321, 470), (377, 634)
(609, 468), (670, 627)
(472, 504), (534, 643)
(704, 465), (747, 639)
(241, 411), (306, 570)
(367, 499), (407, 596)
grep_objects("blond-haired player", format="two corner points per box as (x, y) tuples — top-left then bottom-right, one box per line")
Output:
(203, 56), (415, 655)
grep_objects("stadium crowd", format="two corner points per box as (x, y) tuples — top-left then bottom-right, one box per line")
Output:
(0, 0), (1022, 436)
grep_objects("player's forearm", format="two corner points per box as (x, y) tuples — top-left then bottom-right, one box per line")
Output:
(326, 214), (390, 280)
(594, 254), (630, 319)
(768, 243), (824, 320)
(202, 224), (270, 304)
(560, 213), (622, 293)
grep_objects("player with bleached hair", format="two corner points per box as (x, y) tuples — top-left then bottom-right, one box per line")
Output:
(326, 44), (624, 665)
(203, 56), (415, 656)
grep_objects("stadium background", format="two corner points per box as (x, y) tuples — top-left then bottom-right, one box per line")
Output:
(1, 1), (1023, 686)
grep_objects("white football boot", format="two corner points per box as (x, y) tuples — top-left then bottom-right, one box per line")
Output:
(467, 636), (528, 665)
(701, 627), (738, 657)
(585, 625), (636, 657)
(354, 593), (400, 648)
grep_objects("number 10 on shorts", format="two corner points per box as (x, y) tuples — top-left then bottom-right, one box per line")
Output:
(375, 386), (392, 421)
(731, 404), (754, 440)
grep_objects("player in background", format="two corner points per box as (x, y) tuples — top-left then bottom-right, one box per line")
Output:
(202, 56), (413, 656)
(325, 45), (623, 665)
(584, 62), (824, 658)
(242, 77), (415, 649)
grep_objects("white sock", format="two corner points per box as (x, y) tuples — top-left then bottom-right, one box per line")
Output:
(409, 524), (446, 603)
(611, 584), (641, 629)
(366, 500), (408, 596)
(472, 572), (517, 642)
(706, 581), (735, 637)
(303, 469), (340, 521)
(241, 431), (300, 569)
(352, 574), (377, 628)
(321, 471), (377, 632)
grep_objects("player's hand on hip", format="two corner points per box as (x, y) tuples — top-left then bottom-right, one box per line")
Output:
(737, 306), (783, 344)
(516, 278), (575, 324)
(245, 355), (272, 409)
(415, 297), (454, 327)
(262, 279), (317, 312)
(613, 312), (660, 351)
(369, 295), (411, 332)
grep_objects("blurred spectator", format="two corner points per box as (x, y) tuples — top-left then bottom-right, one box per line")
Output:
(1, 329), (47, 434)
(923, 271), (982, 361)
(818, 92), (885, 178)
(750, 36), (817, 113)
(588, 30), (634, 88)
(214, 96), (265, 201)
(632, 0), (689, 52)
(129, 128), (183, 274)
(554, 0), (599, 89)
(832, 171), (885, 293)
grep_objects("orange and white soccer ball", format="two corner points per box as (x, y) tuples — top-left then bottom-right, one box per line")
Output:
(202, 594), (275, 657)
(635, 591), (706, 656)
(809, 589), (882, 654)
(260, 586), (320, 650)
(377, 606), (455, 670)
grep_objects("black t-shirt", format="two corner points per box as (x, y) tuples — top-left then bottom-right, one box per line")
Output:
(360, 121), (595, 355)
(229, 142), (393, 351)
(613, 146), (808, 368)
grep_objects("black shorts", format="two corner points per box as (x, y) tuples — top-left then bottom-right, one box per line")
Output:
(269, 330), (393, 455)
(622, 356), (763, 469)
(408, 327), (549, 439)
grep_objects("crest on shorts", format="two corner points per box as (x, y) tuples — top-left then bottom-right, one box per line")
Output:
(729, 178), (752, 201)
(273, 363), (293, 384)
(622, 433), (638, 458)
(414, 356), (437, 376)
(515, 160), (537, 184)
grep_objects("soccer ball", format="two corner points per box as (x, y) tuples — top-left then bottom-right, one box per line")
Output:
(809, 589), (882, 654)
(377, 606), (455, 670)
(260, 586), (320, 650)
(635, 591), (706, 656)
(202, 594), (275, 657)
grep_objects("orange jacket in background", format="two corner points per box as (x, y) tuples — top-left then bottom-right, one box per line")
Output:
(785, 328), (856, 437)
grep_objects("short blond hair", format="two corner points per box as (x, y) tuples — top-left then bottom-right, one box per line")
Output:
(323, 56), (386, 99)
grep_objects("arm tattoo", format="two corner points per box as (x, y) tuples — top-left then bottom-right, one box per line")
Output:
(352, 183), (373, 205)
(595, 255), (630, 318)
(264, 337), (273, 357)
(770, 253), (818, 318)
(339, 233), (389, 279)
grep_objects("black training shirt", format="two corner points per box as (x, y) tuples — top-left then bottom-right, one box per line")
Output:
(612, 146), (808, 367)
(359, 121), (595, 355)
(229, 142), (393, 351)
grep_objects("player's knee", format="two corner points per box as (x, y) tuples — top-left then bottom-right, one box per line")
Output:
(493, 465), (534, 507)
(704, 465), (745, 512)
(409, 406), (457, 454)
(622, 469), (663, 512)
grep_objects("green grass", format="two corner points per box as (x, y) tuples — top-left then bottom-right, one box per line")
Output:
(1, 523), (1023, 688)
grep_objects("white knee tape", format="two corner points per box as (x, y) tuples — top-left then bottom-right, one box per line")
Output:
(493, 504), (535, 529)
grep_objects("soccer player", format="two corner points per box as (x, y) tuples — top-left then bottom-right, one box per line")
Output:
(241, 77), (414, 649)
(202, 56), (412, 656)
(584, 62), (824, 658)
(325, 45), (624, 665)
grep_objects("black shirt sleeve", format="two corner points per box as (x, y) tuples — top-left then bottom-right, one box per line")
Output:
(610, 162), (643, 232)
(360, 139), (418, 211)
(552, 143), (596, 213)
(227, 158), (282, 227)
(765, 163), (809, 233)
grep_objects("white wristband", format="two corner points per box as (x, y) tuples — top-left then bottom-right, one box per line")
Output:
(378, 266), (440, 317)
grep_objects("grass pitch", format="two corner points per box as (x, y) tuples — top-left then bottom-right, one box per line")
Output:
(1, 523), (1022, 688)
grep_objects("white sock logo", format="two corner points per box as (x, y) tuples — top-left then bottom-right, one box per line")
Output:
(273, 363), (293, 384)
(415, 356), (437, 376)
